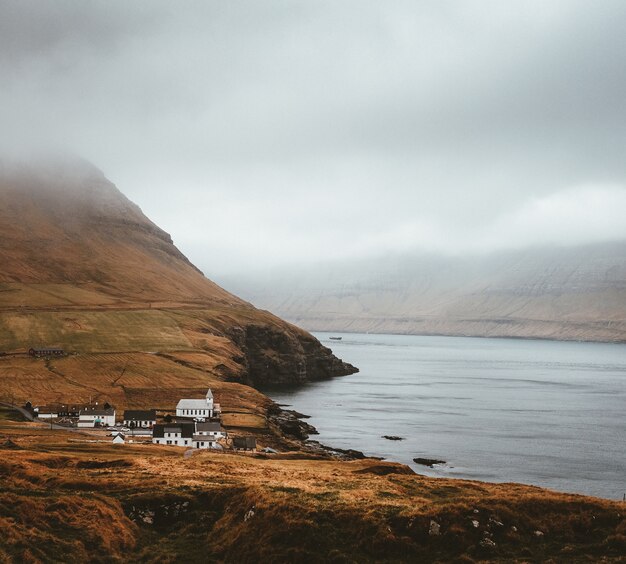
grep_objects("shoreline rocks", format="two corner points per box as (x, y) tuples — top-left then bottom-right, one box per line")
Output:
(268, 405), (318, 440)
(413, 457), (446, 467)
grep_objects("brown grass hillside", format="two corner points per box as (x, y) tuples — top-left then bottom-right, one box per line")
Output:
(1, 413), (625, 563)
(2, 158), (622, 563)
(0, 158), (356, 400)
(0, 158), (235, 304)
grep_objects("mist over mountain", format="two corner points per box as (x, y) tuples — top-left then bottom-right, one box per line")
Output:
(222, 241), (626, 342)
(2, 2), (626, 274)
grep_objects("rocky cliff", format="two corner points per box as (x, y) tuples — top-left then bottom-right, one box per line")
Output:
(229, 322), (358, 387)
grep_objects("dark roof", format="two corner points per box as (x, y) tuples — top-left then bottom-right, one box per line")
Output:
(123, 409), (157, 421)
(196, 421), (223, 432)
(79, 407), (115, 416)
(36, 406), (58, 414)
(152, 423), (195, 439)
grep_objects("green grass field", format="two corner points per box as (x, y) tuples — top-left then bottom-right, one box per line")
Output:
(0, 309), (193, 352)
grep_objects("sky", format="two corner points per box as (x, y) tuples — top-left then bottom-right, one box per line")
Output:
(1, 0), (626, 275)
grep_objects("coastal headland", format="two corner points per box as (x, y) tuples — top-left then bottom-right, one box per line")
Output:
(1, 159), (624, 562)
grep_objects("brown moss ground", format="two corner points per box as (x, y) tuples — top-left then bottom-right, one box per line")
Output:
(1, 415), (624, 563)
(0, 351), (259, 410)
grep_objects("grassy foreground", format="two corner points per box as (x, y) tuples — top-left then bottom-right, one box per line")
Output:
(1, 412), (625, 563)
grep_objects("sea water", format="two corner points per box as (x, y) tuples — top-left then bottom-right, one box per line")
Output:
(265, 332), (626, 500)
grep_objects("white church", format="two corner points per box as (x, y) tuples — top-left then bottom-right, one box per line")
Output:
(176, 389), (214, 419)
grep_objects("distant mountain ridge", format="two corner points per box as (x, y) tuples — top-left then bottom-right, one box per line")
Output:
(223, 241), (626, 342)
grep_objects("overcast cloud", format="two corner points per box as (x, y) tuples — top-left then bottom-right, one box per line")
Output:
(1, 0), (626, 274)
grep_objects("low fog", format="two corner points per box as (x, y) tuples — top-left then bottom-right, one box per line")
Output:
(2, 1), (626, 276)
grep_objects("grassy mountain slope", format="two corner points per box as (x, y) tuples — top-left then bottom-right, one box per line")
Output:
(0, 158), (356, 431)
(1, 160), (624, 562)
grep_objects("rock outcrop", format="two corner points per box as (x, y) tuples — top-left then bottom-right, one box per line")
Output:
(230, 324), (356, 387)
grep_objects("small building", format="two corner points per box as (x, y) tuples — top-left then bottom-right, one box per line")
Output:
(29, 348), (64, 358)
(35, 406), (58, 419)
(123, 409), (157, 428)
(176, 389), (214, 419)
(233, 436), (257, 451)
(112, 433), (125, 444)
(57, 405), (83, 418)
(77, 406), (116, 428)
(195, 421), (226, 439)
(192, 434), (221, 449)
(152, 423), (195, 447)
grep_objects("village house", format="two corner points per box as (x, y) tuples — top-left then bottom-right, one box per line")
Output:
(77, 406), (116, 428)
(152, 421), (226, 450)
(176, 389), (214, 419)
(152, 423), (195, 447)
(57, 405), (83, 418)
(35, 404), (86, 419)
(195, 421), (226, 439)
(35, 406), (58, 419)
(192, 434), (221, 449)
(123, 409), (157, 428)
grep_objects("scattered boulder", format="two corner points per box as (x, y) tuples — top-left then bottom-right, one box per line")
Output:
(428, 520), (441, 536)
(413, 457), (446, 467)
(480, 537), (496, 548)
(314, 443), (368, 460)
(354, 463), (416, 476)
(471, 520), (480, 528)
(534, 530), (544, 538)
(244, 507), (255, 522)
(1, 438), (21, 450)
(269, 408), (318, 440)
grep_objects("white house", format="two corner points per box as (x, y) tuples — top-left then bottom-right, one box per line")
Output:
(122, 409), (157, 428)
(195, 421), (226, 439)
(176, 389), (214, 419)
(152, 423), (195, 447)
(35, 406), (58, 419)
(112, 432), (125, 444)
(192, 434), (221, 449)
(77, 407), (116, 428)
